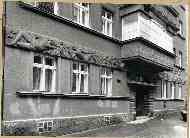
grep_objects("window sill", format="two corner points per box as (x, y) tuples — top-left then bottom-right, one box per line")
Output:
(16, 91), (131, 100)
(154, 98), (184, 101)
(174, 64), (185, 70)
(177, 33), (186, 40)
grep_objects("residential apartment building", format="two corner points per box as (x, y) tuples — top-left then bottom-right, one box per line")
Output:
(3, 2), (187, 135)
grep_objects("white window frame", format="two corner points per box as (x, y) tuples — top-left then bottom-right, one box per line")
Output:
(178, 85), (182, 99)
(73, 3), (89, 27)
(33, 55), (56, 92)
(72, 62), (88, 93)
(171, 82), (175, 99)
(102, 10), (113, 37)
(179, 51), (183, 67)
(37, 120), (53, 133)
(100, 68), (112, 97)
(161, 80), (167, 99)
(179, 21), (183, 35)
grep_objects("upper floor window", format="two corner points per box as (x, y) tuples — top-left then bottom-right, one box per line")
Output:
(26, 2), (59, 15)
(179, 51), (183, 67)
(179, 21), (183, 35)
(102, 10), (112, 37)
(72, 62), (88, 93)
(33, 55), (56, 92)
(100, 68), (112, 96)
(73, 3), (89, 26)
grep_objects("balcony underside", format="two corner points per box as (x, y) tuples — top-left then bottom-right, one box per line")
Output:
(127, 80), (159, 87)
(121, 56), (173, 72)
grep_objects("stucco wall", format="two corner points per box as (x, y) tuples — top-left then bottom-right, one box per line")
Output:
(5, 2), (121, 57)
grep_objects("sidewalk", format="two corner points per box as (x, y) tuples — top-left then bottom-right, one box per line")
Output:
(64, 115), (187, 138)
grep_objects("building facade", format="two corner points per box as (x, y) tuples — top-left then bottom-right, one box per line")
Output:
(3, 2), (187, 135)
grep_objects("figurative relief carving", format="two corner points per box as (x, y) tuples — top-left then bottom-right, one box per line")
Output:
(6, 27), (123, 69)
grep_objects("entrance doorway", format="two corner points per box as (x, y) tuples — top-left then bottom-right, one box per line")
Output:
(136, 90), (145, 116)
(135, 87), (150, 116)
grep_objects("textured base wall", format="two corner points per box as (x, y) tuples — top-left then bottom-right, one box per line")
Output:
(3, 113), (132, 136)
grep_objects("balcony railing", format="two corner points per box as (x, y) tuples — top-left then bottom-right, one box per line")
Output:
(122, 14), (173, 54)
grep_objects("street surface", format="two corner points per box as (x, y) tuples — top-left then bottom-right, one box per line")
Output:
(68, 114), (187, 138)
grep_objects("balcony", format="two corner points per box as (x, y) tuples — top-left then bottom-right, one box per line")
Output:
(122, 13), (174, 54)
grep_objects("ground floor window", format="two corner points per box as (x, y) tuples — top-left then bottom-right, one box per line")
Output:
(170, 82), (175, 99)
(161, 80), (167, 99)
(72, 62), (88, 93)
(33, 55), (56, 92)
(178, 85), (182, 99)
(100, 68), (112, 96)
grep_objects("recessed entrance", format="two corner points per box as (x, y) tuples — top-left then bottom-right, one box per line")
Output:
(136, 88), (145, 116)
(133, 86), (151, 116)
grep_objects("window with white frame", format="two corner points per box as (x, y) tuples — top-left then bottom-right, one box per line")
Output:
(179, 21), (183, 35)
(102, 10), (113, 36)
(73, 3), (89, 26)
(72, 62), (88, 93)
(100, 68), (112, 96)
(178, 85), (182, 99)
(179, 51), (183, 67)
(25, 2), (59, 15)
(37, 121), (53, 133)
(161, 80), (167, 99)
(170, 82), (175, 99)
(33, 55), (56, 92)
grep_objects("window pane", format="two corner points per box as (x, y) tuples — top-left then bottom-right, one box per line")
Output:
(33, 67), (41, 90)
(107, 22), (111, 35)
(107, 12), (112, 19)
(45, 57), (54, 66)
(73, 6), (79, 22)
(37, 2), (54, 13)
(80, 74), (84, 92)
(80, 64), (87, 72)
(82, 3), (88, 7)
(101, 68), (105, 75)
(44, 122), (48, 130)
(45, 69), (53, 91)
(82, 10), (86, 25)
(106, 68), (112, 76)
(73, 62), (79, 70)
(101, 78), (105, 95)
(39, 128), (43, 132)
(106, 78), (109, 94)
(72, 73), (77, 92)
(34, 55), (42, 64)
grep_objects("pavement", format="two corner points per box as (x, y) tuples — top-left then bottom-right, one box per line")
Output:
(67, 114), (187, 138)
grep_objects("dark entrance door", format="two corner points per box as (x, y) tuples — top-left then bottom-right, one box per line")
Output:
(136, 87), (146, 116)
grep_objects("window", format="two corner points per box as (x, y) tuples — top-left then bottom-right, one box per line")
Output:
(72, 62), (88, 93)
(73, 3), (89, 26)
(102, 10), (112, 36)
(179, 21), (183, 35)
(100, 68), (112, 96)
(170, 82), (175, 99)
(37, 121), (53, 133)
(161, 80), (167, 99)
(178, 85), (182, 99)
(33, 55), (56, 92)
(179, 51), (183, 67)
(25, 2), (59, 15)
